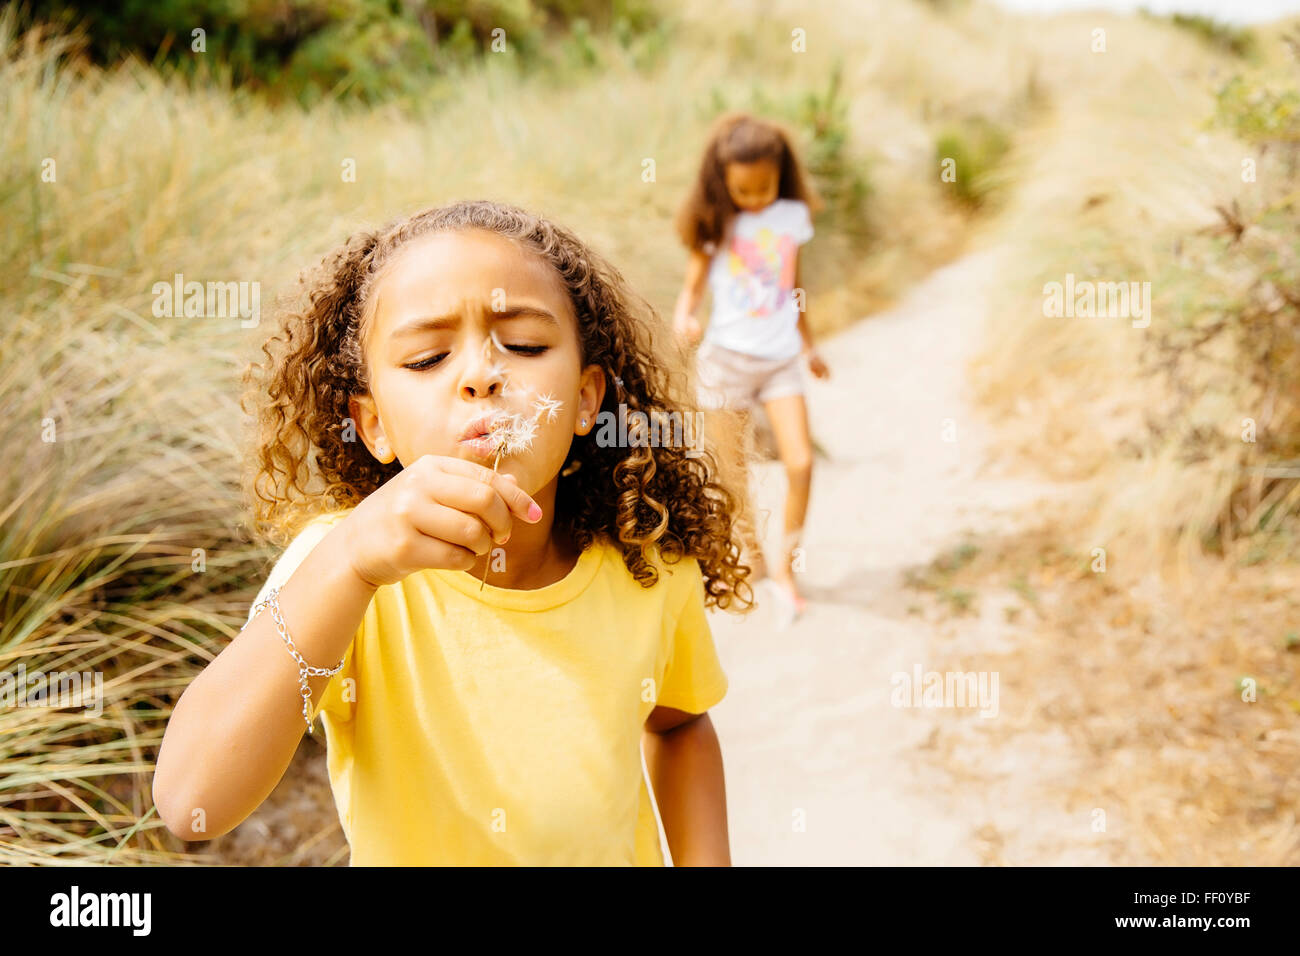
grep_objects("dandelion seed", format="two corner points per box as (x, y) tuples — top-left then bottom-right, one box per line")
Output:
(488, 413), (537, 457)
(533, 392), (563, 424)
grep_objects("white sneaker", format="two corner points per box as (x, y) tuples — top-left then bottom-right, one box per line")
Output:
(755, 578), (798, 630)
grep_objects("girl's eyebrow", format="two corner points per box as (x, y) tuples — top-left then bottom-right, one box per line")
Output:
(391, 305), (559, 337)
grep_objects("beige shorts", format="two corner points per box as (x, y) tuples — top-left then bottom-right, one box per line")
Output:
(694, 341), (806, 411)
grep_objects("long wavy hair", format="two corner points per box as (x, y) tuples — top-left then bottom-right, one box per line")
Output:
(241, 199), (756, 610)
(675, 111), (824, 254)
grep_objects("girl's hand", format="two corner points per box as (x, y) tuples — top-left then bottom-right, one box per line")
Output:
(340, 454), (544, 588)
(674, 314), (703, 349)
(805, 348), (830, 380)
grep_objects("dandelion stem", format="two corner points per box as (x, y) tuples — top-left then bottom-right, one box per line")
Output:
(479, 446), (505, 590)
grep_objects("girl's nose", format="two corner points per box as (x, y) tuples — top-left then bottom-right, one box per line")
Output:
(459, 335), (507, 399)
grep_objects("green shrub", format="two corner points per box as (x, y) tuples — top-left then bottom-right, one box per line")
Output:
(19, 0), (664, 102)
(1142, 9), (1258, 59)
(282, 14), (439, 105)
(795, 60), (874, 241)
(934, 116), (1010, 209)
(1139, 66), (1300, 549)
(1213, 73), (1300, 153)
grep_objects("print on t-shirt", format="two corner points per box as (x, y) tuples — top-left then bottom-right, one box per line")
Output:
(724, 227), (799, 317)
(704, 198), (814, 361)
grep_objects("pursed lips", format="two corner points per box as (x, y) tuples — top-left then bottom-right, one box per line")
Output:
(459, 411), (507, 443)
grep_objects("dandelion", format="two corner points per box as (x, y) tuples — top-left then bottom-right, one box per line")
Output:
(485, 412), (538, 464)
(478, 333), (565, 589)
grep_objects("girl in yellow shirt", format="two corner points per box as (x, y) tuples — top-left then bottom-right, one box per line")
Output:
(153, 199), (756, 865)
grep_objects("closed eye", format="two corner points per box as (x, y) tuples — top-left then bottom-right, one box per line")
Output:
(403, 345), (548, 371)
(403, 352), (449, 371)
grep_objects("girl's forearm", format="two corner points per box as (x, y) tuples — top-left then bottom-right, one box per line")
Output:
(794, 254), (813, 350)
(676, 249), (710, 329)
(152, 526), (377, 842)
(797, 311), (816, 351)
(643, 714), (731, 865)
(673, 287), (700, 326)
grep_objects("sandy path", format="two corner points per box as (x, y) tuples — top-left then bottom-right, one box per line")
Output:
(660, 242), (1085, 865)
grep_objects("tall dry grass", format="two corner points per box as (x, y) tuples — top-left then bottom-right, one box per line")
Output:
(968, 10), (1300, 577)
(947, 11), (1300, 865)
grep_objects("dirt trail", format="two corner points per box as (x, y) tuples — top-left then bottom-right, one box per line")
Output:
(678, 241), (1104, 865)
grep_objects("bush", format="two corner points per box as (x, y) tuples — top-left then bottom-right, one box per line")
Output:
(934, 116), (1010, 210)
(281, 14), (440, 106)
(1137, 65), (1300, 550)
(1213, 71), (1300, 174)
(795, 60), (874, 241)
(1148, 9), (1258, 59)
(18, 0), (664, 103)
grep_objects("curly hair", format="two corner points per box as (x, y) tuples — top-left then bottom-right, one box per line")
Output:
(675, 111), (824, 254)
(241, 199), (757, 611)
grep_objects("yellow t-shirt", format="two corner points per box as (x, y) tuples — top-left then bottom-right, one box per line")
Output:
(246, 509), (728, 865)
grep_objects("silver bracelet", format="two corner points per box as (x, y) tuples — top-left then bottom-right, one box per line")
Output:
(249, 585), (346, 734)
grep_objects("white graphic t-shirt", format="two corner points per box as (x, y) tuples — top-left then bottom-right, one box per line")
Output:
(703, 198), (814, 360)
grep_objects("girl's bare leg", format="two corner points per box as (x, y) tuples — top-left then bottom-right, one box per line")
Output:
(711, 405), (768, 583)
(761, 392), (814, 604)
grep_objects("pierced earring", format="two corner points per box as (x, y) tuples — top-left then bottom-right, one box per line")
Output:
(563, 419), (587, 478)
(377, 444), (390, 462)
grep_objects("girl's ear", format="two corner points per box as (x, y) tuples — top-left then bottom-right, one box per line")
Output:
(575, 364), (607, 435)
(349, 393), (392, 463)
